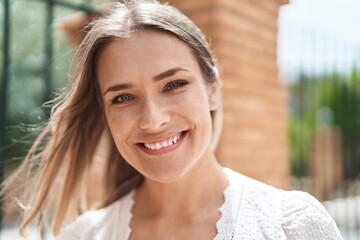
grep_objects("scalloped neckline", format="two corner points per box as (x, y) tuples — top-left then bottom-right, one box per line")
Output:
(125, 168), (240, 240)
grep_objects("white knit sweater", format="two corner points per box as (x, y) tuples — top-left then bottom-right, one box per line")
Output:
(58, 168), (343, 240)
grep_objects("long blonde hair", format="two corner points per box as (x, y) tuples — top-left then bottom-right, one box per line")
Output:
(1, 0), (222, 236)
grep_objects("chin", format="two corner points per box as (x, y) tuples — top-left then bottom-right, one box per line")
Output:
(142, 165), (192, 184)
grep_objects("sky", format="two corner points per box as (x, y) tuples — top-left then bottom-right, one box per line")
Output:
(280, 0), (360, 43)
(278, 0), (360, 78)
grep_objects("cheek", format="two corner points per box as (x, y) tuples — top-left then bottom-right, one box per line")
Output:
(104, 108), (135, 146)
(176, 83), (211, 111)
(179, 87), (213, 132)
(190, 86), (211, 115)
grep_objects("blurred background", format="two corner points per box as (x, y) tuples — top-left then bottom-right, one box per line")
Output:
(0, 0), (359, 239)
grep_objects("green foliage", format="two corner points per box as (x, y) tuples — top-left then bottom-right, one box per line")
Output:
(0, 0), (108, 167)
(289, 69), (360, 178)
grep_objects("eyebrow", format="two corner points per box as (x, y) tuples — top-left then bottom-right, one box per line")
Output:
(152, 67), (189, 82)
(103, 83), (133, 96)
(103, 67), (189, 96)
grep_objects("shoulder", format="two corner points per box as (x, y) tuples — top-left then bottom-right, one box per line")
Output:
(280, 191), (343, 239)
(57, 191), (134, 240)
(56, 202), (117, 240)
(223, 167), (285, 209)
(224, 168), (285, 227)
(223, 168), (343, 239)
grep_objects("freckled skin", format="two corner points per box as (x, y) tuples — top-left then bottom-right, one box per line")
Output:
(98, 30), (215, 183)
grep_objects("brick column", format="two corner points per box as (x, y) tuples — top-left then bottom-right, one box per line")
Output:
(165, 0), (290, 188)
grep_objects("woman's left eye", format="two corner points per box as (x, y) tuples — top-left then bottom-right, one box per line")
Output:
(164, 80), (188, 91)
(111, 94), (134, 104)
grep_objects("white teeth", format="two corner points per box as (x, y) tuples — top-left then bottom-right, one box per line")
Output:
(143, 132), (183, 150)
(147, 143), (155, 150)
(161, 141), (168, 148)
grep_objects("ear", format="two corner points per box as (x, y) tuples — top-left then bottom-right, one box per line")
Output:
(208, 77), (223, 111)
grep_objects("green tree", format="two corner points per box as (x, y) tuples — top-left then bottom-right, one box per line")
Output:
(289, 69), (360, 178)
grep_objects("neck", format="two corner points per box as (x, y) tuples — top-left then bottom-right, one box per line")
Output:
(133, 151), (227, 218)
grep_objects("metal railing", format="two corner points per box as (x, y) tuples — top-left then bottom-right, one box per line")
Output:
(0, 0), (99, 231)
(1, 0), (12, 230)
(279, 19), (360, 239)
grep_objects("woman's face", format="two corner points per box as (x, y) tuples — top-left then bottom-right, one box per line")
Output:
(97, 29), (219, 183)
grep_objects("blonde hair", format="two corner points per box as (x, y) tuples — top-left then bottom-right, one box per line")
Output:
(1, 0), (222, 236)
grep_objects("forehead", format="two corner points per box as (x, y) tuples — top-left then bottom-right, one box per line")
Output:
(97, 29), (200, 85)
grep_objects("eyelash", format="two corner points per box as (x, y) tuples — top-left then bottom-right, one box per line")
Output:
(164, 80), (188, 91)
(111, 80), (188, 105)
(111, 94), (134, 104)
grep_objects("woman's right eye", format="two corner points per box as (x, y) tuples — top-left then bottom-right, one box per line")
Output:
(111, 94), (134, 104)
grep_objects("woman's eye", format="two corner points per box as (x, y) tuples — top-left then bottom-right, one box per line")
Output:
(164, 80), (188, 91)
(112, 94), (134, 104)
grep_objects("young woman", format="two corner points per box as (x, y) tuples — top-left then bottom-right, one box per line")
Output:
(2, 0), (343, 239)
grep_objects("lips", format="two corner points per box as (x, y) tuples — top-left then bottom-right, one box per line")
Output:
(138, 131), (187, 154)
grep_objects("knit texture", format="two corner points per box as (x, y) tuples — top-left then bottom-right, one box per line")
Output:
(58, 168), (343, 240)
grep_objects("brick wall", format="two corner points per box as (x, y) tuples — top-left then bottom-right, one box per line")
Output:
(164, 0), (290, 188)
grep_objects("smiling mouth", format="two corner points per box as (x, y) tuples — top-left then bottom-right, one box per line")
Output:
(139, 131), (186, 151)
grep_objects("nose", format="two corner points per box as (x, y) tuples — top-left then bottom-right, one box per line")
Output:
(138, 99), (170, 131)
